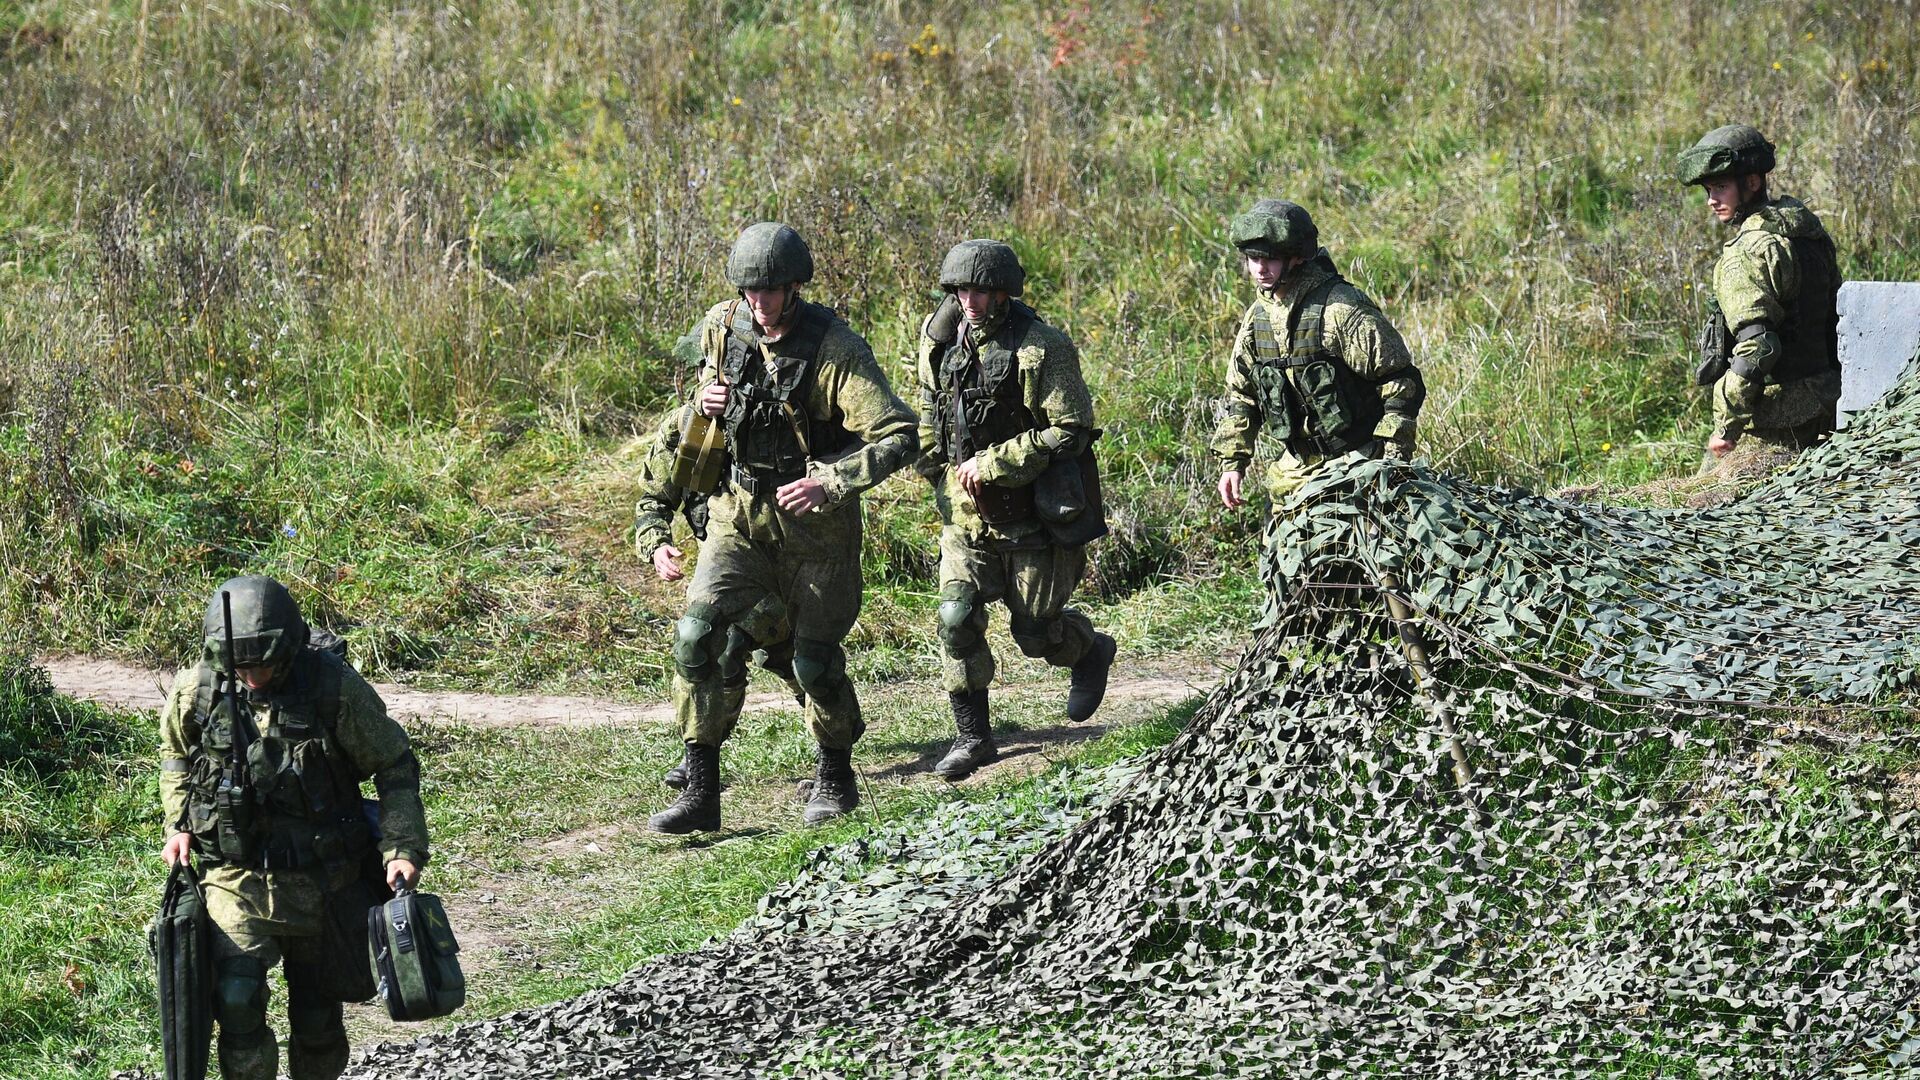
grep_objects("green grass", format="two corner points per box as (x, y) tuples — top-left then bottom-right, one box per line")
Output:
(3, 0), (1915, 687)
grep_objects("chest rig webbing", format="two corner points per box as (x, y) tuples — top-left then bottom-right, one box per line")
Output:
(929, 296), (1039, 467)
(719, 299), (851, 483)
(1247, 274), (1386, 458)
(183, 649), (369, 870)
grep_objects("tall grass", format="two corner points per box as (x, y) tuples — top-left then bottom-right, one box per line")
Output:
(1, 0), (1914, 681)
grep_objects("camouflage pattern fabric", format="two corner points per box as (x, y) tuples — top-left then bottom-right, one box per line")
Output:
(352, 363), (1920, 1077)
(914, 301), (1095, 544)
(1210, 254), (1421, 474)
(1709, 196), (1841, 443)
(160, 662), (425, 1080)
(631, 398), (708, 559)
(935, 527), (1096, 692)
(670, 299), (916, 750)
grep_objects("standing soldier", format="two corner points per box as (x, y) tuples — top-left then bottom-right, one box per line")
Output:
(158, 575), (429, 1080)
(1678, 124), (1842, 462)
(648, 221), (918, 833)
(913, 239), (1117, 782)
(1210, 199), (1424, 510)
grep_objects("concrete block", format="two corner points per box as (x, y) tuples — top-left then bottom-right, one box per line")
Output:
(1838, 280), (1920, 426)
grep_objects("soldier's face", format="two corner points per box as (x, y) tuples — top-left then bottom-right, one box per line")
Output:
(1243, 253), (1291, 290)
(743, 284), (797, 330)
(955, 287), (1005, 325)
(1703, 174), (1765, 223)
(236, 663), (285, 691)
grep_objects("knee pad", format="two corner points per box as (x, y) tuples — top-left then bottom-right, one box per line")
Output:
(718, 625), (757, 685)
(214, 956), (269, 1035)
(792, 637), (849, 707)
(936, 583), (984, 655)
(673, 602), (728, 682)
(1009, 613), (1060, 658)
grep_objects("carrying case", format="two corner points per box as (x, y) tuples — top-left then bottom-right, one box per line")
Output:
(366, 886), (465, 1021)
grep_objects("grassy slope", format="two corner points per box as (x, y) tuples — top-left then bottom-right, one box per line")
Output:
(0, 0), (1913, 686)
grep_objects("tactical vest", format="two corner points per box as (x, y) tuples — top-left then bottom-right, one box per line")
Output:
(1750, 214), (1841, 383)
(1247, 274), (1386, 458)
(719, 299), (852, 482)
(182, 648), (370, 871)
(929, 296), (1040, 468)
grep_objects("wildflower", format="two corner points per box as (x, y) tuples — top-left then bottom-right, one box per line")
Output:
(1772, 61), (1783, 71)
(281, 522), (298, 539)
(730, 95), (743, 106)
(1600, 442), (1613, 453)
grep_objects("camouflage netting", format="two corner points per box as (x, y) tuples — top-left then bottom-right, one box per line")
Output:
(351, 367), (1920, 1079)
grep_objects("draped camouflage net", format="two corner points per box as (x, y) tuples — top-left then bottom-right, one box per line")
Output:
(352, 366), (1920, 1079)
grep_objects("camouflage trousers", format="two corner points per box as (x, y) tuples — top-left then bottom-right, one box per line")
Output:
(937, 526), (1097, 693)
(674, 518), (865, 749)
(203, 865), (370, 1080)
(1704, 369), (1839, 472)
(1264, 440), (1383, 504)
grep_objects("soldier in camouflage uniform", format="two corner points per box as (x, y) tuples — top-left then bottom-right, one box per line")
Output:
(159, 576), (428, 1080)
(634, 324), (802, 791)
(913, 239), (1118, 781)
(1210, 200), (1424, 509)
(1678, 124), (1842, 462)
(647, 222), (918, 833)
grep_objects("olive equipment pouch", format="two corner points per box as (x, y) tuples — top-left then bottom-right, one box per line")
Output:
(1033, 431), (1109, 549)
(367, 886), (466, 1021)
(1695, 296), (1733, 386)
(150, 861), (213, 1080)
(672, 406), (728, 495)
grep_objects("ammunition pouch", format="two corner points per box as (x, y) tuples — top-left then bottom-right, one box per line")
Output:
(1695, 298), (1733, 386)
(1035, 434), (1109, 548)
(671, 410), (728, 496)
(150, 862), (214, 1080)
(971, 480), (1036, 525)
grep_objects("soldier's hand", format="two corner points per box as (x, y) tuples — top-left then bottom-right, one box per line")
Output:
(775, 476), (827, 514)
(1708, 434), (1738, 458)
(955, 456), (985, 500)
(653, 544), (685, 581)
(161, 832), (192, 867)
(1218, 470), (1246, 510)
(386, 858), (420, 892)
(698, 382), (729, 417)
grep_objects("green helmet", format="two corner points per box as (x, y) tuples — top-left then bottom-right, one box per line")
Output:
(1229, 199), (1318, 258)
(202, 575), (309, 668)
(725, 222), (814, 289)
(938, 239), (1025, 296)
(1677, 124), (1776, 185)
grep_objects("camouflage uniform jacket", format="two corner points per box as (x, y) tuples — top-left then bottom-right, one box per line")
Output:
(633, 398), (707, 558)
(914, 302), (1096, 543)
(692, 299), (917, 553)
(1710, 196), (1842, 441)
(159, 658), (428, 933)
(1209, 255), (1422, 473)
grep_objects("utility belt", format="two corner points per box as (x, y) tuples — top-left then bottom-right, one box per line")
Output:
(1284, 429), (1373, 460)
(730, 463), (805, 498)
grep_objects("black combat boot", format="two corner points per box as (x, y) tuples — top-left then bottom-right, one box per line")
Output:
(648, 743), (721, 834)
(802, 745), (859, 825)
(1066, 632), (1117, 722)
(662, 745), (691, 789)
(933, 689), (995, 781)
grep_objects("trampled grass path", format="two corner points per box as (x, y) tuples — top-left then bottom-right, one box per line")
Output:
(36, 654), (1210, 733)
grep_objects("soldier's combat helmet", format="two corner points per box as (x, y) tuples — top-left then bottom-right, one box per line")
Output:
(1677, 124), (1777, 185)
(938, 239), (1025, 296)
(725, 222), (814, 289)
(1230, 199), (1318, 259)
(203, 575), (310, 668)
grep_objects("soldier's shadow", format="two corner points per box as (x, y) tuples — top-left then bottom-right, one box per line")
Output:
(863, 721), (1115, 782)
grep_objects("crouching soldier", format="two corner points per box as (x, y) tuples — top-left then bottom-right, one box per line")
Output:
(913, 239), (1117, 781)
(1211, 199), (1425, 510)
(1677, 124), (1842, 463)
(158, 575), (428, 1080)
(648, 221), (918, 833)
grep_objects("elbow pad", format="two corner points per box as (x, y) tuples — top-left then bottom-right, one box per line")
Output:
(1727, 324), (1781, 381)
